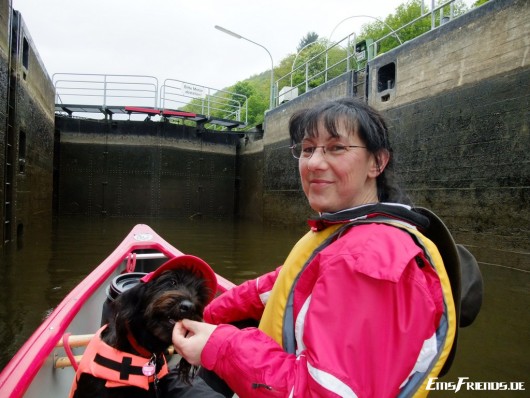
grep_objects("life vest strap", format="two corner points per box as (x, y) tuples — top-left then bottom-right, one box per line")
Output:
(61, 333), (80, 372)
(94, 353), (146, 380)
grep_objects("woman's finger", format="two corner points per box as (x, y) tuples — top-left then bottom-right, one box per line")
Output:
(172, 320), (189, 344)
(181, 318), (200, 335)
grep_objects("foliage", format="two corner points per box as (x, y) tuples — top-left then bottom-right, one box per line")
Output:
(362, 0), (428, 54)
(297, 32), (319, 52)
(231, 81), (255, 99)
(231, 80), (268, 126)
(290, 40), (328, 92)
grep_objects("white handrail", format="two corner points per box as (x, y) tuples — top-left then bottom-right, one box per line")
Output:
(53, 73), (248, 126)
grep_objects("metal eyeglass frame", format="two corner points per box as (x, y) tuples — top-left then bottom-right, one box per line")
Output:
(289, 143), (367, 159)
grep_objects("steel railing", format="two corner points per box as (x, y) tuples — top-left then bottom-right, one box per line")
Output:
(274, 0), (462, 107)
(53, 73), (248, 127)
(53, 73), (159, 108)
(160, 79), (248, 125)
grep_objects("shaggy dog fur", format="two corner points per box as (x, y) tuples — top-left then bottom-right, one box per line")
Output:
(71, 266), (212, 398)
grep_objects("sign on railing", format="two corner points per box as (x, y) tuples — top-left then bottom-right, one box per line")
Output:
(181, 83), (207, 99)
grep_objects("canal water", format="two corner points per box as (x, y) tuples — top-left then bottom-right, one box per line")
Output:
(0, 216), (528, 397)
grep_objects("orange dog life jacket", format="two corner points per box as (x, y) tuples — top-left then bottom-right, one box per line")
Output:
(68, 326), (169, 397)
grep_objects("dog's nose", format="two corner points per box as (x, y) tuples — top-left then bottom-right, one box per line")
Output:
(178, 300), (194, 314)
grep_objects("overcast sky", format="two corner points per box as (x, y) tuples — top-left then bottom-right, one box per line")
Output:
(12, 0), (469, 91)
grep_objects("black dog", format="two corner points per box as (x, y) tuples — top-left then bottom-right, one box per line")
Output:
(69, 255), (217, 398)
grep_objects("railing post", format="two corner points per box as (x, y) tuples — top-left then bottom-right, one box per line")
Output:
(154, 78), (158, 109)
(347, 35), (352, 72)
(431, 0), (436, 30)
(207, 90), (210, 117)
(103, 74), (107, 109)
(160, 84), (165, 110)
(305, 63), (309, 92)
(245, 99), (248, 124)
(325, 50), (328, 82)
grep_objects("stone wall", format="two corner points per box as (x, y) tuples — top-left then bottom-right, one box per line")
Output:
(56, 118), (241, 219)
(234, 137), (264, 221)
(369, 0), (530, 109)
(0, 7), (55, 247)
(0, 0), (11, 244)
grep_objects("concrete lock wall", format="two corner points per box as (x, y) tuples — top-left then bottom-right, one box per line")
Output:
(0, 2), (10, 230)
(56, 117), (241, 219)
(251, 0), (529, 270)
(0, 6), (55, 246)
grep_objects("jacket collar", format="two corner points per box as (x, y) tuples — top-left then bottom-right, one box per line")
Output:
(308, 203), (430, 231)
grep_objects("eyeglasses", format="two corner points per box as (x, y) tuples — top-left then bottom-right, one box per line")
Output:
(289, 143), (367, 159)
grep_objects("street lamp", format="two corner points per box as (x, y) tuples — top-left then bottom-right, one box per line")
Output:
(215, 25), (275, 109)
(325, 15), (403, 81)
(328, 15), (402, 53)
(290, 39), (325, 87)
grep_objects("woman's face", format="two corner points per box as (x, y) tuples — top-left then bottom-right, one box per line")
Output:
(299, 120), (385, 213)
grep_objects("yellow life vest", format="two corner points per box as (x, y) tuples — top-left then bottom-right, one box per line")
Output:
(258, 223), (344, 345)
(383, 220), (456, 398)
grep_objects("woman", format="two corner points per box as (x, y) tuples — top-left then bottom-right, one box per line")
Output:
(172, 98), (456, 397)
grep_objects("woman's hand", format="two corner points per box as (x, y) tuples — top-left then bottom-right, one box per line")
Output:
(172, 319), (217, 366)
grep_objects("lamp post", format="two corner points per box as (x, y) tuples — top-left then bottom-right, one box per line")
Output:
(290, 39), (325, 87)
(325, 15), (403, 81)
(215, 25), (275, 110)
(327, 15), (402, 54)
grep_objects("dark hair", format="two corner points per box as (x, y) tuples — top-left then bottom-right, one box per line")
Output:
(289, 97), (410, 204)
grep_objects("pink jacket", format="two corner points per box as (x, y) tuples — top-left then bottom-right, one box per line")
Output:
(202, 223), (444, 397)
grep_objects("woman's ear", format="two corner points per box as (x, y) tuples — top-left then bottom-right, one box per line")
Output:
(369, 149), (390, 177)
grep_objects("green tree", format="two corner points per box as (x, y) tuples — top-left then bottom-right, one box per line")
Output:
(230, 81), (255, 124)
(226, 81), (254, 120)
(231, 81), (254, 99)
(297, 32), (319, 52)
(291, 40), (328, 93)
